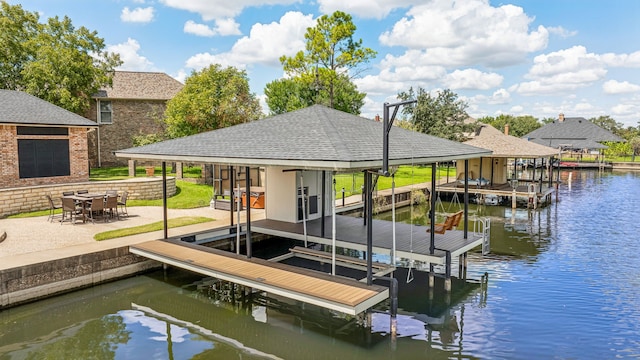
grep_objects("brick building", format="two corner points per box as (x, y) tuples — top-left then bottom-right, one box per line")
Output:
(85, 71), (183, 167)
(0, 90), (98, 188)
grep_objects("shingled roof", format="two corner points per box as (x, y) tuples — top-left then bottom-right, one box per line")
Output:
(115, 105), (491, 171)
(94, 71), (183, 100)
(465, 123), (558, 158)
(523, 117), (624, 150)
(0, 90), (97, 127)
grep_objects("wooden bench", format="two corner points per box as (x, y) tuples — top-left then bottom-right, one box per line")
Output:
(289, 246), (391, 271)
(427, 210), (463, 234)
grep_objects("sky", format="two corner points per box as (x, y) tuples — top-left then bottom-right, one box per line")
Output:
(8, 0), (640, 127)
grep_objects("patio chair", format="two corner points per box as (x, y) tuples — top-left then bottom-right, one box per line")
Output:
(62, 191), (75, 196)
(117, 191), (128, 217)
(76, 190), (89, 195)
(426, 213), (456, 234)
(61, 197), (81, 225)
(104, 195), (119, 221)
(106, 190), (118, 197)
(83, 196), (105, 224)
(46, 194), (62, 222)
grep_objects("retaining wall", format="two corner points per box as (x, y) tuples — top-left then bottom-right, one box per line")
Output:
(0, 177), (176, 218)
(0, 247), (160, 308)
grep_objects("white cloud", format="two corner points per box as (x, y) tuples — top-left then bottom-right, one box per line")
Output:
(547, 26), (577, 38)
(214, 18), (241, 36)
(317, 0), (420, 19)
(121, 7), (154, 23)
(160, 0), (299, 21)
(184, 20), (216, 36)
(510, 105), (524, 113)
(611, 102), (638, 116)
(514, 46), (608, 95)
(601, 50), (640, 68)
(183, 18), (241, 37)
(442, 69), (503, 90)
(603, 80), (640, 94)
(489, 88), (511, 104)
(185, 11), (314, 70)
(108, 38), (155, 71)
(379, 0), (548, 68)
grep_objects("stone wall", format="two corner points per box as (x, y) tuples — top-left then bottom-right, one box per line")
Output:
(0, 247), (160, 308)
(86, 99), (168, 167)
(0, 177), (176, 218)
(0, 125), (91, 188)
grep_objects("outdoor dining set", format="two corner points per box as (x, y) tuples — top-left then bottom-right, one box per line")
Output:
(46, 190), (129, 224)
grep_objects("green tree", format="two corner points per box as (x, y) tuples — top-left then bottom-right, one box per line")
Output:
(266, 10), (375, 114)
(590, 115), (623, 136)
(630, 137), (640, 161)
(478, 114), (542, 138)
(398, 88), (471, 141)
(0, 2), (121, 114)
(164, 64), (262, 138)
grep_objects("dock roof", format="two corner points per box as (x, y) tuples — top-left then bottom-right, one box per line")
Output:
(115, 105), (491, 171)
(464, 123), (558, 158)
(0, 90), (97, 127)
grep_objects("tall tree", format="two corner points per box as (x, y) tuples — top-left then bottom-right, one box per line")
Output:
(398, 88), (471, 141)
(266, 10), (375, 114)
(0, 2), (121, 114)
(164, 64), (262, 138)
(478, 114), (542, 138)
(590, 115), (623, 136)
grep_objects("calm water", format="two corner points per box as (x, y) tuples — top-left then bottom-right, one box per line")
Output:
(1, 170), (639, 359)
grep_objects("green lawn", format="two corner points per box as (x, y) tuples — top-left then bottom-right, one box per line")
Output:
(334, 165), (456, 197)
(94, 216), (214, 240)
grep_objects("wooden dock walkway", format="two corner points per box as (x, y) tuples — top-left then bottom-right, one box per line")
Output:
(251, 215), (485, 265)
(130, 239), (389, 315)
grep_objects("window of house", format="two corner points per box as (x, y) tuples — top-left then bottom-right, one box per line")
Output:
(98, 100), (112, 124)
(18, 139), (70, 178)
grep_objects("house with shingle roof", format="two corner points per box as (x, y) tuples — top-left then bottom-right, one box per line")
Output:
(0, 90), (97, 188)
(85, 71), (183, 167)
(522, 114), (624, 151)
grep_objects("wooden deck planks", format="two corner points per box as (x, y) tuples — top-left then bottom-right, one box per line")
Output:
(131, 240), (385, 308)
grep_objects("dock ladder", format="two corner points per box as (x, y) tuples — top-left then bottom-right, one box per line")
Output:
(474, 217), (491, 255)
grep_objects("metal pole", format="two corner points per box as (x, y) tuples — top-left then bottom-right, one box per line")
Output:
(365, 170), (373, 285)
(245, 166), (251, 258)
(391, 174), (396, 266)
(300, 172), (307, 247)
(162, 162), (168, 239)
(332, 177), (336, 276)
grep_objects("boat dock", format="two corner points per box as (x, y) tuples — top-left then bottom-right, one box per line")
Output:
(435, 180), (556, 208)
(252, 214), (486, 265)
(130, 239), (389, 316)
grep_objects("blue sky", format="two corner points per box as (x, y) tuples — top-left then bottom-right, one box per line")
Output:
(9, 0), (640, 127)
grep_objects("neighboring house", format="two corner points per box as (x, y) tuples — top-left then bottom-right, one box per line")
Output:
(85, 71), (183, 167)
(523, 113), (624, 151)
(0, 90), (98, 188)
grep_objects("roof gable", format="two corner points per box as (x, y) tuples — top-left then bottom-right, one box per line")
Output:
(523, 117), (624, 145)
(116, 105), (491, 170)
(0, 90), (97, 127)
(95, 71), (183, 100)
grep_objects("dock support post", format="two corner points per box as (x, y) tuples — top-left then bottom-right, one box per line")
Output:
(445, 251), (452, 293)
(389, 277), (398, 344)
(512, 188), (517, 209)
(428, 263), (435, 288)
